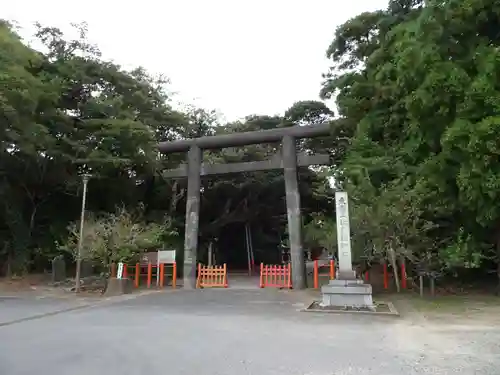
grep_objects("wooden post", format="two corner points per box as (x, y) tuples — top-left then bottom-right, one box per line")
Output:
(159, 263), (165, 287)
(135, 263), (140, 288)
(383, 263), (389, 290)
(313, 260), (319, 289)
(147, 263), (152, 288)
(329, 260), (335, 279)
(172, 262), (177, 289)
(401, 260), (407, 289)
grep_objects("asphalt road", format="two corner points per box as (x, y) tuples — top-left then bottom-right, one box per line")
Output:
(0, 290), (499, 375)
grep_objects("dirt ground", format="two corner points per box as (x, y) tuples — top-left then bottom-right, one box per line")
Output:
(0, 274), (102, 299)
(389, 292), (500, 326)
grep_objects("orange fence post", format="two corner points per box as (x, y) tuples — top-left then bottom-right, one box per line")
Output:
(159, 263), (165, 287)
(172, 262), (177, 289)
(313, 260), (319, 289)
(134, 263), (140, 288)
(401, 262), (407, 289)
(329, 260), (335, 279)
(383, 263), (389, 290)
(123, 264), (128, 278)
(147, 262), (152, 288)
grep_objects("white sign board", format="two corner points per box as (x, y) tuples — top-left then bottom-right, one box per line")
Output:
(335, 191), (352, 272)
(157, 250), (176, 264)
(116, 262), (124, 279)
(156, 250), (176, 286)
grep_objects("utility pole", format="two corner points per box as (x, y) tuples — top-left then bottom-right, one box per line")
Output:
(75, 173), (91, 293)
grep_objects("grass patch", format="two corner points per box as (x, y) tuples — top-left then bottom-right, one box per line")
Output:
(386, 292), (500, 315)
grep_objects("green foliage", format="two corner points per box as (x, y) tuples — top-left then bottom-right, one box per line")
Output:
(59, 207), (176, 268)
(439, 228), (485, 270)
(321, 0), (500, 286)
(303, 215), (337, 253)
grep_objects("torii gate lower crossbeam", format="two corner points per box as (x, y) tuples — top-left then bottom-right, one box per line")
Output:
(158, 123), (331, 289)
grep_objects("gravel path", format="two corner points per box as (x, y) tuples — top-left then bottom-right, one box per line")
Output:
(0, 289), (498, 375)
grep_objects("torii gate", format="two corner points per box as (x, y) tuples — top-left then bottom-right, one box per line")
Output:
(158, 123), (331, 289)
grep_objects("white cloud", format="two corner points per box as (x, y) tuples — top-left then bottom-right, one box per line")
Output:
(4, 0), (387, 121)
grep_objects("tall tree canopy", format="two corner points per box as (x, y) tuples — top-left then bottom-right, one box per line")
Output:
(321, 0), (500, 288)
(0, 21), (334, 275)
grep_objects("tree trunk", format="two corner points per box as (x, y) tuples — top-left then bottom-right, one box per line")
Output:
(208, 242), (213, 266)
(496, 233), (500, 296)
(5, 244), (12, 278)
(388, 244), (400, 292)
(419, 275), (424, 297)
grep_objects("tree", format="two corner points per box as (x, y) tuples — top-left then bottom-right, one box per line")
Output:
(0, 21), (187, 274)
(320, 0), (500, 292)
(58, 207), (176, 271)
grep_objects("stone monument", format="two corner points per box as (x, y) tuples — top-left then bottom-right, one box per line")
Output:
(320, 191), (374, 308)
(51, 255), (66, 283)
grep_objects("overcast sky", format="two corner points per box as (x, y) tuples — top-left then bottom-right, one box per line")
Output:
(5, 0), (387, 121)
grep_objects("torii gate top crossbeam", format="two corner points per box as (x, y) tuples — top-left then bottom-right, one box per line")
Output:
(158, 123), (331, 153)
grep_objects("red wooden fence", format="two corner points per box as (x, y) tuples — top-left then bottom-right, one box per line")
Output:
(110, 262), (176, 288)
(196, 264), (228, 288)
(313, 260), (335, 289)
(259, 263), (292, 289)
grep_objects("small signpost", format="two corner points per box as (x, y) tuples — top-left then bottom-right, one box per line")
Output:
(116, 262), (124, 279)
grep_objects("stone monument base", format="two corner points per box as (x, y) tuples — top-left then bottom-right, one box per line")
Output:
(103, 277), (133, 297)
(320, 279), (374, 309)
